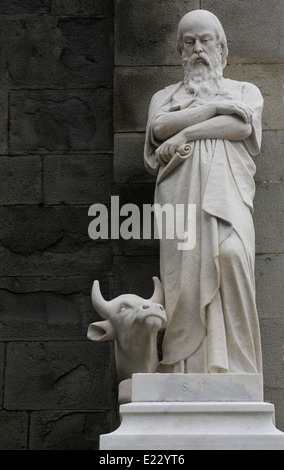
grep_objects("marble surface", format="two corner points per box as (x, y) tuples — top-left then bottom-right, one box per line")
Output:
(132, 373), (264, 402)
(98, 9), (283, 450)
(88, 277), (166, 382)
(144, 9), (263, 374)
(100, 401), (284, 450)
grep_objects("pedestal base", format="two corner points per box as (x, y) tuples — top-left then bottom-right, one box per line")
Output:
(100, 374), (284, 450)
(101, 401), (284, 450)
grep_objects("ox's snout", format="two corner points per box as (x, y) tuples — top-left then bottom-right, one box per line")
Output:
(142, 303), (164, 312)
(140, 302), (167, 329)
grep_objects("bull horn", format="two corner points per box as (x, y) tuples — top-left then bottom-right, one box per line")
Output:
(149, 277), (165, 306)
(91, 280), (111, 320)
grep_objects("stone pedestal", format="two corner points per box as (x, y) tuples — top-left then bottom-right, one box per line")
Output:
(132, 373), (264, 402)
(100, 374), (284, 450)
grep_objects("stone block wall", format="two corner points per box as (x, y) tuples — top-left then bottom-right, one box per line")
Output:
(114, 0), (284, 431)
(0, 0), (283, 450)
(0, 1), (117, 450)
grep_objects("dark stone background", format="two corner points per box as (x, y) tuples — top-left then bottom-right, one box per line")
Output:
(0, 0), (117, 450)
(0, 0), (283, 450)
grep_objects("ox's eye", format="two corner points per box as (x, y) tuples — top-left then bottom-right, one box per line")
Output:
(120, 305), (128, 312)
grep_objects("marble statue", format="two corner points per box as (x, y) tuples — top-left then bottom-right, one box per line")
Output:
(89, 9), (264, 386)
(88, 277), (167, 383)
(91, 9), (284, 451)
(144, 9), (264, 375)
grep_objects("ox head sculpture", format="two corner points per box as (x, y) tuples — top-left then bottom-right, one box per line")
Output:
(87, 277), (167, 382)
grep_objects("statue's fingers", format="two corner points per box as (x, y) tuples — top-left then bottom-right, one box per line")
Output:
(234, 105), (249, 123)
(243, 107), (253, 123)
(155, 147), (164, 165)
(247, 108), (254, 123)
(158, 146), (170, 164)
(169, 145), (176, 158)
(162, 146), (172, 163)
(236, 102), (253, 122)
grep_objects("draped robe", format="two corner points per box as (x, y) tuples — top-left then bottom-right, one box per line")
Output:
(144, 78), (264, 373)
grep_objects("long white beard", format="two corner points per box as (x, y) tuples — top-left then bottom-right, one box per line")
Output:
(183, 52), (223, 99)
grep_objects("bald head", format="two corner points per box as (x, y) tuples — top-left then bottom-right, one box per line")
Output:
(177, 10), (228, 69)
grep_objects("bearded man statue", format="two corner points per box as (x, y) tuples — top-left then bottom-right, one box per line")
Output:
(144, 10), (264, 374)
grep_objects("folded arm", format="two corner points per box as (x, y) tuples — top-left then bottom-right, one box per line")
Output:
(153, 99), (253, 142)
(183, 115), (252, 141)
(155, 115), (252, 165)
(153, 103), (217, 141)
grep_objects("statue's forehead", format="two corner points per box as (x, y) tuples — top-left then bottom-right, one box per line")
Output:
(181, 18), (217, 35)
(179, 11), (220, 36)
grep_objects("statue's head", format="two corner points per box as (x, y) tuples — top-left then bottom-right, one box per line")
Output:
(176, 10), (228, 70)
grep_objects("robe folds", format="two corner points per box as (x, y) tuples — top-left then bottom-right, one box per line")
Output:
(144, 78), (264, 373)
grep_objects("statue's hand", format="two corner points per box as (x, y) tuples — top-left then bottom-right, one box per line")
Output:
(155, 134), (188, 165)
(216, 100), (253, 124)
